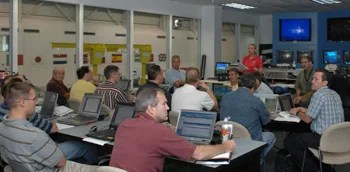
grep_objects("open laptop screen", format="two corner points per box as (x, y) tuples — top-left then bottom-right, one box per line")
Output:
(79, 94), (103, 118)
(110, 103), (136, 129)
(176, 110), (217, 142)
(212, 84), (231, 97)
(116, 79), (131, 92)
(254, 93), (279, 113)
(40, 91), (58, 118)
(278, 94), (294, 111)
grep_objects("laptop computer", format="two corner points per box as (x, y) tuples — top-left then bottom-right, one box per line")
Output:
(57, 93), (103, 126)
(278, 93), (294, 112)
(86, 103), (136, 141)
(212, 83), (231, 102)
(40, 91), (58, 119)
(175, 109), (217, 145)
(254, 93), (280, 113)
(116, 79), (131, 92)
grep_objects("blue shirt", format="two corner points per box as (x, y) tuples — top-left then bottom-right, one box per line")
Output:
(0, 102), (52, 134)
(307, 86), (344, 135)
(165, 68), (186, 85)
(220, 87), (270, 141)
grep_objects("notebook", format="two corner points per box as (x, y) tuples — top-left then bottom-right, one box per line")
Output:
(175, 110), (217, 145)
(57, 94), (103, 126)
(86, 103), (136, 141)
(116, 79), (131, 92)
(40, 91), (58, 119)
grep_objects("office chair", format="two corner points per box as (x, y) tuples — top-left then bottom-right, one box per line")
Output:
(168, 111), (179, 126)
(97, 166), (127, 172)
(3, 165), (12, 172)
(301, 122), (350, 172)
(214, 121), (251, 140)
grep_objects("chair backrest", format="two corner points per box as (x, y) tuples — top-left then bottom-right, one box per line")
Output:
(168, 111), (179, 126)
(320, 122), (350, 153)
(97, 166), (127, 172)
(3, 165), (13, 172)
(215, 121), (251, 140)
(68, 98), (81, 113)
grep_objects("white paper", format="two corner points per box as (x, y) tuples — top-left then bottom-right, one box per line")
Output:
(54, 106), (74, 117)
(274, 116), (301, 123)
(56, 123), (75, 130)
(83, 137), (109, 146)
(195, 152), (231, 165)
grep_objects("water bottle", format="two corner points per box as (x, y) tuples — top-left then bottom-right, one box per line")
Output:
(221, 117), (233, 141)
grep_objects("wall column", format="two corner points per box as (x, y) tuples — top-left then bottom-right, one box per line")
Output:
(9, 0), (19, 73)
(76, 3), (84, 68)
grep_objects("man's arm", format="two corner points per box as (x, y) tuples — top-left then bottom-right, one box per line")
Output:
(198, 81), (218, 111)
(290, 107), (312, 123)
(50, 123), (58, 133)
(192, 140), (235, 160)
(56, 156), (66, 168)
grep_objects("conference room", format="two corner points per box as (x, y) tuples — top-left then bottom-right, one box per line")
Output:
(1, 0), (350, 172)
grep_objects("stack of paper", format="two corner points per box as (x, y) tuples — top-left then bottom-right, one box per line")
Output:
(196, 152), (232, 165)
(54, 106), (73, 117)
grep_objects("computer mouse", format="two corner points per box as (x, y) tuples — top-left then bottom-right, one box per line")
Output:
(90, 126), (98, 133)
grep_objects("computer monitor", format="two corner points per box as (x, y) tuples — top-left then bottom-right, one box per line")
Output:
(277, 94), (294, 111)
(254, 93), (280, 113)
(116, 79), (131, 92)
(276, 50), (293, 64)
(297, 50), (313, 63)
(344, 50), (350, 65)
(214, 62), (230, 77)
(79, 93), (103, 118)
(40, 91), (58, 118)
(323, 50), (340, 64)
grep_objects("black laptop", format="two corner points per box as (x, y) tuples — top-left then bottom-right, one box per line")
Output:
(40, 91), (58, 119)
(86, 103), (136, 141)
(57, 93), (103, 126)
(116, 79), (131, 92)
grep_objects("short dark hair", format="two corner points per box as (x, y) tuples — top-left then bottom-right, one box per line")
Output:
(228, 68), (239, 75)
(148, 65), (161, 80)
(6, 82), (35, 108)
(315, 69), (331, 82)
(104, 65), (119, 79)
(300, 55), (313, 63)
(238, 74), (257, 90)
(76, 66), (90, 79)
(249, 72), (262, 83)
(1, 75), (25, 97)
(135, 87), (164, 112)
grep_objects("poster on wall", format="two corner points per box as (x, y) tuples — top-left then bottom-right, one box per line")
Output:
(111, 53), (122, 63)
(18, 54), (23, 65)
(83, 53), (89, 64)
(158, 53), (166, 62)
(53, 54), (67, 64)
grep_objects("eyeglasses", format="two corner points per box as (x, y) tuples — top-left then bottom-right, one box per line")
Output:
(23, 96), (38, 102)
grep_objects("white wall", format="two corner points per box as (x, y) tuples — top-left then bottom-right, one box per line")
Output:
(259, 15), (273, 44)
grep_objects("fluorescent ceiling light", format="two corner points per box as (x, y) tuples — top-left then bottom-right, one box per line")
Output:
(222, 3), (256, 9)
(312, 0), (342, 4)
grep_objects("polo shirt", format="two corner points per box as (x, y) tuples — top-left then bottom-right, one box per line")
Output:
(242, 55), (263, 73)
(110, 112), (196, 172)
(171, 84), (214, 113)
(165, 68), (186, 85)
(69, 79), (96, 101)
(295, 68), (315, 96)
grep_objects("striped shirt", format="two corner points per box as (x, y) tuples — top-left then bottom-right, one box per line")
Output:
(95, 81), (129, 110)
(308, 86), (344, 135)
(0, 102), (52, 134)
(0, 116), (63, 172)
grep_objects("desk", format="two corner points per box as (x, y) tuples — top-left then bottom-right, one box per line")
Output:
(201, 79), (226, 84)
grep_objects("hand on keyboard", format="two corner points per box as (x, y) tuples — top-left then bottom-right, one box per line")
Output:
(279, 111), (291, 118)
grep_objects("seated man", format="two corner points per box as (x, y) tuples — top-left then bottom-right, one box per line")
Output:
(109, 87), (235, 172)
(137, 64), (172, 109)
(249, 72), (273, 94)
(223, 68), (239, 91)
(70, 66), (96, 101)
(294, 55), (315, 107)
(285, 69), (344, 172)
(95, 65), (131, 110)
(0, 82), (97, 171)
(172, 67), (218, 113)
(0, 75), (97, 164)
(165, 55), (186, 88)
(220, 74), (276, 161)
(46, 67), (70, 106)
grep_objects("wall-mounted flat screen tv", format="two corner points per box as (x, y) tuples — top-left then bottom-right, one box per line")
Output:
(327, 17), (350, 42)
(276, 50), (293, 64)
(323, 50), (340, 64)
(280, 19), (311, 42)
(344, 50), (350, 65)
(296, 50), (313, 63)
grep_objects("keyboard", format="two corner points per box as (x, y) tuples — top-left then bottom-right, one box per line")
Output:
(86, 128), (116, 141)
(57, 115), (97, 126)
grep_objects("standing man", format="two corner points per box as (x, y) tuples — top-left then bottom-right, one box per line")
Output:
(137, 65), (172, 109)
(0, 82), (97, 171)
(46, 67), (70, 106)
(220, 74), (275, 161)
(96, 65), (131, 110)
(172, 67), (218, 113)
(294, 55), (315, 107)
(110, 87), (235, 172)
(165, 55), (186, 88)
(285, 69), (344, 172)
(70, 66), (96, 101)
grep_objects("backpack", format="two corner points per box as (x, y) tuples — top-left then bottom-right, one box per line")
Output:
(275, 149), (297, 172)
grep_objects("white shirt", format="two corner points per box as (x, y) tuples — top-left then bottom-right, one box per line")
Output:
(255, 82), (273, 94)
(171, 84), (214, 113)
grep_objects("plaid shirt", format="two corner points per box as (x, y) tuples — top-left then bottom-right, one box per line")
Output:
(307, 86), (344, 134)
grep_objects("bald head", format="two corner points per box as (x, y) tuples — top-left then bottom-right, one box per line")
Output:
(53, 67), (65, 82)
(185, 67), (200, 84)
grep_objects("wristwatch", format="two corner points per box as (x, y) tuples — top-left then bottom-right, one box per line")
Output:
(296, 110), (302, 117)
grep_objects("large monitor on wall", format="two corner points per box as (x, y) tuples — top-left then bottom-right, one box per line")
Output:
(276, 50), (293, 64)
(296, 50), (313, 63)
(280, 18), (311, 42)
(327, 17), (350, 42)
(344, 50), (350, 65)
(323, 50), (340, 64)
(214, 62), (230, 76)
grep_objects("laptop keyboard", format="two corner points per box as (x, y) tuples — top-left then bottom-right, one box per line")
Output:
(87, 128), (116, 141)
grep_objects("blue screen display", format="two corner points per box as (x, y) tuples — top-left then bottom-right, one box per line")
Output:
(215, 62), (230, 76)
(344, 50), (350, 65)
(277, 50), (293, 64)
(323, 50), (340, 64)
(280, 19), (311, 41)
